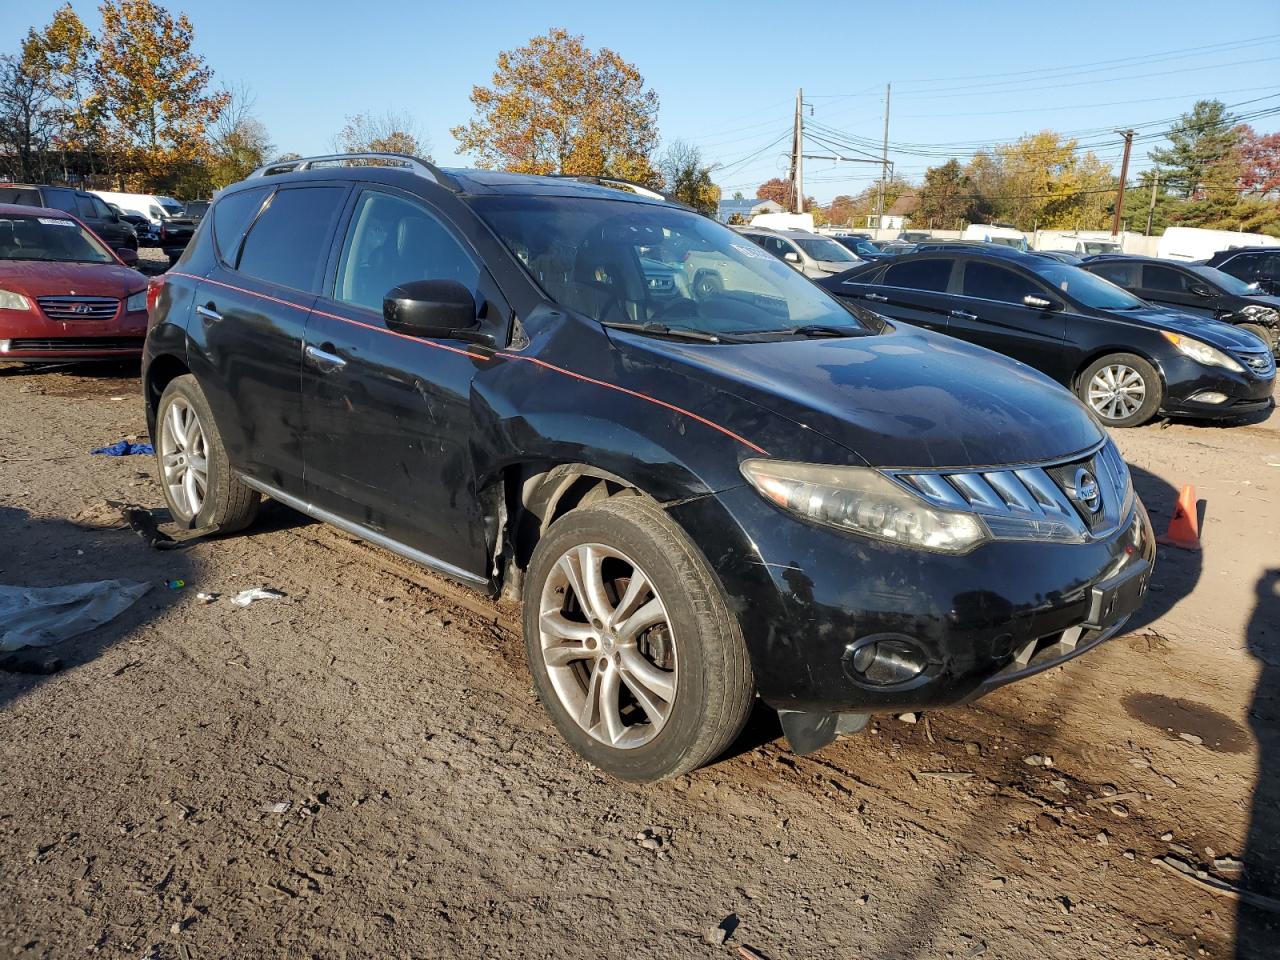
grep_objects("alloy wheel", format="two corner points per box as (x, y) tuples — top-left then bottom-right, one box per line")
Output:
(538, 543), (677, 749)
(1087, 363), (1147, 421)
(159, 396), (209, 519)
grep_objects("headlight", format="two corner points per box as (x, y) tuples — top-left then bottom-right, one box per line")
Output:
(740, 459), (988, 554)
(125, 290), (147, 313)
(1241, 304), (1278, 322)
(0, 289), (32, 311)
(1161, 331), (1244, 373)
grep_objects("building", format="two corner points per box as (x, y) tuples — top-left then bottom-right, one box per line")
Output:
(716, 198), (784, 224)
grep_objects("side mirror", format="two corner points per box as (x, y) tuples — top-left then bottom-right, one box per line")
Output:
(116, 247), (139, 267)
(1190, 284), (1214, 298)
(1023, 294), (1058, 311)
(783, 251), (801, 264)
(383, 280), (490, 345)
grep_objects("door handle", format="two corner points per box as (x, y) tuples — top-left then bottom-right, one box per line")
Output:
(195, 304), (222, 322)
(949, 309), (977, 321)
(864, 292), (888, 302)
(304, 343), (347, 372)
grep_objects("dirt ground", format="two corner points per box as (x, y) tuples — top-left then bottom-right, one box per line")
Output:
(0, 360), (1278, 960)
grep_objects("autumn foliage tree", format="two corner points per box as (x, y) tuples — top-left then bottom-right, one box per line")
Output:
(334, 110), (428, 159)
(452, 29), (660, 185)
(755, 177), (793, 209)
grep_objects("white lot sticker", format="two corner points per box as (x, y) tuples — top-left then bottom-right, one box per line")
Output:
(37, 218), (76, 227)
(732, 242), (772, 261)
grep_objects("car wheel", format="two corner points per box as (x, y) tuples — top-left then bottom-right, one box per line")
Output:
(155, 374), (259, 531)
(1239, 322), (1276, 354)
(523, 495), (754, 782)
(1077, 353), (1162, 428)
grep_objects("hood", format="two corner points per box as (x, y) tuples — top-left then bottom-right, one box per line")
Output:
(0, 260), (144, 298)
(610, 324), (1103, 469)
(1109, 304), (1272, 351)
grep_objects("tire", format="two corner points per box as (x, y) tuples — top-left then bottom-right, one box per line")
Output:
(155, 374), (259, 531)
(523, 495), (754, 782)
(1239, 322), (1276, 354)
(1077, 353), (1162, 428)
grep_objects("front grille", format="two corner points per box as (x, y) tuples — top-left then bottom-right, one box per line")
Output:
(1239, 350), (1275, 378)
(3, 337), (142, 352)
(890, 440), (1131, 543)
(37, 296), (120, 321)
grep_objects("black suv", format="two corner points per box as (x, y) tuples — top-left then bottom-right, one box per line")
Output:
(1081, 254), (1280, 355)
(143, 153), (1154, 781)
(0, 184), (138, 254)
(1202, 246), (1280, 296)
(824, 248), (1274, 427)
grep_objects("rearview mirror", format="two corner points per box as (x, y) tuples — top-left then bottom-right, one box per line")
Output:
(384, 280), (490, 345)
(116, 247), (139, 267)
(1023, 294), (1057, 310)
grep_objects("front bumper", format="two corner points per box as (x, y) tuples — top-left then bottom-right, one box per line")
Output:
(668, 484), (1155, 715)
(1160, 354), (1275, 419)
(0, 307), (148, 362)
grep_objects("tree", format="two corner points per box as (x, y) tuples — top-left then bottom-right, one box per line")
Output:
(20, 4), (103, 176)
(452, 28), (659, 184)
(94, 0), (229, 189)
(0, 55), (59, 182)
(756, 177), (793, 209)
(1238, 128), (1280, 197)
(333, 110), (428, 158)
(1149, 99), (1243, 199)
(914, 159), (973, 228)
(207, 84), (274, 188)
(657, 140), (718, 215)
(993, 131), (1113, 230)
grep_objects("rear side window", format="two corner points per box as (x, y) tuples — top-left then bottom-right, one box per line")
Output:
(882, 258), (952, 292)
(237, 186), (346, 291)
(961, 261), (1040, 304)
(1143, 265), (1193, 293)
(211, 187), (269, 267)
(1088, 261), (1136, 287)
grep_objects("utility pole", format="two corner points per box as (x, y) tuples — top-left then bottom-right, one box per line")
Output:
(790, 88), (804, 214)
(1111, 128), (1134, 238)
(875, 83), (891, 229)
(1145, 168), (1160, 236)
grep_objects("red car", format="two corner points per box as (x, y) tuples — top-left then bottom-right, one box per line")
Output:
(0, 203), (148, 362)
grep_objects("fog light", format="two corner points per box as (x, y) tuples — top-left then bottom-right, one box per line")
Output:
(1189, 391), (1228, 404)
(844, 635), (929, 686)
(0, 340), (9, 352)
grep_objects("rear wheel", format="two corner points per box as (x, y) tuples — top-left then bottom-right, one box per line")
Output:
(523, 495), (754, 782)
(155, 374), (259, 531)
(1077, 353), (1162, 428)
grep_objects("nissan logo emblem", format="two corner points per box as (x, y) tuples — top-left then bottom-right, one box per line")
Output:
(1073, 468), (1102, 513)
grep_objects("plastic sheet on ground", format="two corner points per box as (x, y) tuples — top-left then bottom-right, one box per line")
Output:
(90, 440), (155, 456)
(0, 580), (153, 651)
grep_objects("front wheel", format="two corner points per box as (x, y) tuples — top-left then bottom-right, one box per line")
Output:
(1077, 353), (1162, 428)
(1239, 322), (1277, 355)
(523, 495), (754, 782)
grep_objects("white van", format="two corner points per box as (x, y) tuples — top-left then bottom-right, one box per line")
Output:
(91, 191), (184, 226)
(962, 223), (1029, 252)
(749, 211), (815, 232)
(1156, 226), (1280, 262)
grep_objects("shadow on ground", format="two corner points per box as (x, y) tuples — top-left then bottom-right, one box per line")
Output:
(0, 504), (193, 712)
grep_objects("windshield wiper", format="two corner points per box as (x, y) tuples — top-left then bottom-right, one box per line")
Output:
(786, 324), (865, 338)
(602, 321), (728, 343)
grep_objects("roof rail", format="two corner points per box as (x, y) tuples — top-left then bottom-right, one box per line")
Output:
(248, 152), (458, 190)
(545, 174), (668, 202)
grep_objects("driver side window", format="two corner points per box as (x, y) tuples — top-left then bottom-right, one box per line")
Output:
(335, 190), (479, 313)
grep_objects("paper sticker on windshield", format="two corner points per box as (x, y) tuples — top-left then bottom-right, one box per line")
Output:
(37, 217), (76, 227)
(732, 242), (771, 261)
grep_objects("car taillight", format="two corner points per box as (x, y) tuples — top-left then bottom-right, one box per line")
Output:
(146, 275), (166, 326)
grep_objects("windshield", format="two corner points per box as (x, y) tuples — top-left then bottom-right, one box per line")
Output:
(1189, 264), (1260, 296)
(0, 214), (115, 264)
(158, 197), (184, 216)
(1082, 241), (1119, 255)
(472, 195), (871, 337)
(794, 237), (859, 263)
(1031, 261), (1145, 310)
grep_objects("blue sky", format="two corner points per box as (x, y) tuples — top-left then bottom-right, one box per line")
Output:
(9, 1), (1280, 202)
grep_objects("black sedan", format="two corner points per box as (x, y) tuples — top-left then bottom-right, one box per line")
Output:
(1081, 254), (1280, 355)
(1203, 246), (1280, 296)
(822, 247), (1275, 427)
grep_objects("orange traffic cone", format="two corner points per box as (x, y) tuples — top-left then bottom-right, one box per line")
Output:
(1157, 484), (1201, 551)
